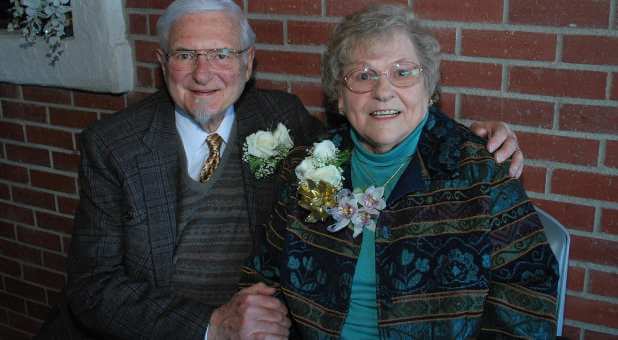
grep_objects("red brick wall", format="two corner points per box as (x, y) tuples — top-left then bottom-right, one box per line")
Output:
(1, 0), (617, 338)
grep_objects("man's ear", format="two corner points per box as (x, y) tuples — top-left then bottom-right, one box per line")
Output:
(244, 47), (255, 80)
(155, 48), (168, 78)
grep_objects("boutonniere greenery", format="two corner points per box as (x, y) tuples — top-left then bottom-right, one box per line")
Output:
(295, 140), (386, 238)
(242, 123), (294, 179)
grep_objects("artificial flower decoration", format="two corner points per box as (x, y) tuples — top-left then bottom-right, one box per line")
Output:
(7, 0), (73, 65)
(295, 140), (349, 223)
(295, 140), (387, 237)
(242, 123), (294, 179)
(327, 186), (386, 238)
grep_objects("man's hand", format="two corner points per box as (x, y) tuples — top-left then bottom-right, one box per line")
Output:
(470, 121), (524, 178)
(208, 283), (291, 340)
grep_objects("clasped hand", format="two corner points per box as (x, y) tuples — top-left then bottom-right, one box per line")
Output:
(208, 283), (291, 340)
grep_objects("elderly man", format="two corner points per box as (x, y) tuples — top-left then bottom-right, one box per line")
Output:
(50, 0), (523, 339)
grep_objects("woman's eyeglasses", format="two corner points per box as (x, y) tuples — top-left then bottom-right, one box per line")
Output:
(343, 62), (424, 94)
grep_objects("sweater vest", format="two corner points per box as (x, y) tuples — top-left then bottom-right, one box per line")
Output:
(171, 125), (251, 306)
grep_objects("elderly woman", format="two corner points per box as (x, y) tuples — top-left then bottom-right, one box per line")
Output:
(240, 4), (558, 339)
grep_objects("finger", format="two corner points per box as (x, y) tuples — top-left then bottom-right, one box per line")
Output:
(249, 333), (289, 340)
(492, 132), (519, 163)
(237, 294), (288, 314)
(469, 122), (489, 138)
(240, 303), (290, 325)
(509, 150), (524, 178)
(239, 282), (277, 296)
(243, 320), (291, 339)
(486, 125), (510, 154)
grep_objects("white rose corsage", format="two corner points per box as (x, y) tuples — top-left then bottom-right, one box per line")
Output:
(242, 123), (294, 179)
(295, 139), (386, 237)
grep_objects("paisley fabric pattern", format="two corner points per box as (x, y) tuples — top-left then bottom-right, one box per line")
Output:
(240, 108), (559, 339)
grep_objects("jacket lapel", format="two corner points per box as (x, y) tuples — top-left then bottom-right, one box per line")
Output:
(235, 89), (274, 229)
(136, 93), (179, 286)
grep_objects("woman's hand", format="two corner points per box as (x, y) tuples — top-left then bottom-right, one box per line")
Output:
(470, 121), (524, 178)
(208, 283), (291, 340)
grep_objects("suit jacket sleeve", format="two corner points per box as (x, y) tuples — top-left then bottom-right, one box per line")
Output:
(66, 119), (211, 340)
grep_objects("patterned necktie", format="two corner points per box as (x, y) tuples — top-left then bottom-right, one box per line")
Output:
(199, 133), (223, 183)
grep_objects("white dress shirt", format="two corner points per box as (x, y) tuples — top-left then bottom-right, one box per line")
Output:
(175, 106), (236, 181)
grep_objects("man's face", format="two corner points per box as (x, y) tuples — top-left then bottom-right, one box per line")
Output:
(157, 12), (254, 132)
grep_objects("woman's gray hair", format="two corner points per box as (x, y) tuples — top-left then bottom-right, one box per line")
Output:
(322, 4), (440, 101)
(157, 0), (256, 52)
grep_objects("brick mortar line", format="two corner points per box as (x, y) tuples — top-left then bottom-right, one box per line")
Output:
(555, 34), (563, 64)
(132, 86), (158, 94)
(0, 271), (64, 296)
(545, 166), (553, 197)
(417, 21), (618, 36)
(254, 43), (325, 53)
(0, 216), (72, 240)
(6, 183), (80, 202)
(608, 73), (615, 100)
(500, 64), (508, 93)
(134, 62), (160, 68)
(599, 141), (608, 169)
(0, 198), (76, 219)
(456, 119), (618, 141)
(502, 0), (509, 24)
(124, 8), (164, 15)
(525, 160), (618, 177)
(0, 184), (77, 215)
(566, 228), (618, 243)
(567, 291), (618, 305)
(0, 116), (94, 133)
(0, 159), (78, 178)
(128, 33), (158, 41)
(304, 106), (325, 115)
(442, 87), (618, 107)
(242, 16), (618, 37)
(440, 54), (618, 72)
(569, 261), (618, 274)
(130, 35), (158, 43)
(610, 0), (617, 29)
(246, 13), (342, 22)
(527, 191), (618, 209)
(563, 320), (618, 337)
(0, 98), (108, 115)
(0, 139), (77, 156)
(593, 202), (603, 233)
(552, 102), (560, 130)
(0, 254), (67, 276)
(254, 72), (321, 83)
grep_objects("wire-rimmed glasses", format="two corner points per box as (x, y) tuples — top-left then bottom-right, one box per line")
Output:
(343, 62), (424, 94)
(166, 47), (249, 71)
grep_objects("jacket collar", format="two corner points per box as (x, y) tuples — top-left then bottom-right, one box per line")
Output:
(338, 108), (464, 204)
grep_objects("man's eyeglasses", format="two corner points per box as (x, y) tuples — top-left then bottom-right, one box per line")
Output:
(166, 48), (249, 71)
(343, 62), (424, 94)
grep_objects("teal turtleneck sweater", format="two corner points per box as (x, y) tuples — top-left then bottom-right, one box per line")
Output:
(341, 113), (428, 339)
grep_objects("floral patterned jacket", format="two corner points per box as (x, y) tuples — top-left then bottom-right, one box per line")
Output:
(240, 108), (559, 339)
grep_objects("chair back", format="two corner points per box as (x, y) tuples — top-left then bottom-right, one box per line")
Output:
(535, 207), (570, 337)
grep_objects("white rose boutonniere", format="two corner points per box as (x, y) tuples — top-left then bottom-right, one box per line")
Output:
(242, 123), (294, 179)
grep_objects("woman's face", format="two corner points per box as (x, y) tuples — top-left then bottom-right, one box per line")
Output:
(338, 31), (429, 154)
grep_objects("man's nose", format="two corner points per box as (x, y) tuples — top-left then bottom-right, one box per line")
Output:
(192, 56), (213, 82)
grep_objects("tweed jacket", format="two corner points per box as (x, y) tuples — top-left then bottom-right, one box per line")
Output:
(241, 108), (559, 339)
(64, 86), (323, 340)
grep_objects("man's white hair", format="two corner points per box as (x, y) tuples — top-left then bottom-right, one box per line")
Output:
(156, 0), (256, 53)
